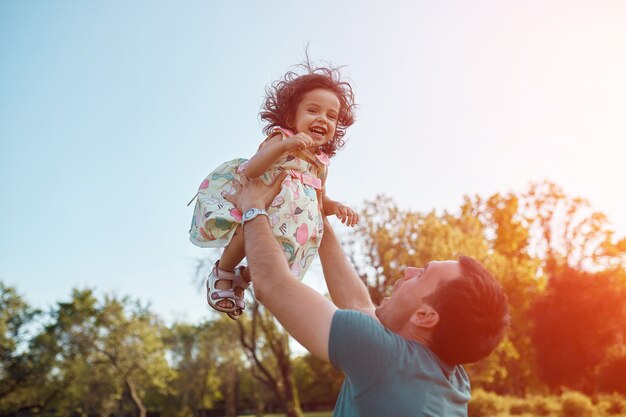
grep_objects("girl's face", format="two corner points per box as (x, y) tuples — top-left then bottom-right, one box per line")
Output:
(292, 88), (341, 148)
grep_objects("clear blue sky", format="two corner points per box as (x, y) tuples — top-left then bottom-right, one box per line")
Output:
(2, 0), (625, 324)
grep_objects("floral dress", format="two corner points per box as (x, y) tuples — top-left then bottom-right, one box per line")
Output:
(189, 128), (329, 280)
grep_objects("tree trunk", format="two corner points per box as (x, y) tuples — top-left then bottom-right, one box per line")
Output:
(238, 302), (304, 417)
(125, 377), (147, 417)
(274, 331), (303, 417)
(284, 396), (304, 417)
(280, 360), (303, 417)
(254, 396), (265, 417)
(224, 362), (238, 417)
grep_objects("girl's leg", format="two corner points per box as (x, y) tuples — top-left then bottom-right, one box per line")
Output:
(214, 227), (246, 310)
(219, 227), (245, 271)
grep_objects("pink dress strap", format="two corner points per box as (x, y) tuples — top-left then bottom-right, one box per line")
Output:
(271, 126), (295, 137)
(315, 151), (330, 166)
(288, 170), (322, 190)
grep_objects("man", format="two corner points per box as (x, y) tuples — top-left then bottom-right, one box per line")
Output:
(231, 174), (509, 417)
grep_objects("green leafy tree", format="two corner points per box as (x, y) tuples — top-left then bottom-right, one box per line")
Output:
(162, 316), (254, 417)
(348, 195), (489, 304)
(0, 282), (61, 416)
(162, 321), (222, 417)
(293, 353), (343, 409)
(47, 289), (173, 417)
(237, 299), (303, 417)
(196, 257), (302, 417)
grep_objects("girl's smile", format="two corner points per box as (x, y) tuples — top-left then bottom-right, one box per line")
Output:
(292, 88), (341, 147)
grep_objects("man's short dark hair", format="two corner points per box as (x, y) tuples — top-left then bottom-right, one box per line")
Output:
(424, 256), (509, 365)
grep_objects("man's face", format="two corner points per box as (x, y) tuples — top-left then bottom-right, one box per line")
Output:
(375, 261), (462, 333)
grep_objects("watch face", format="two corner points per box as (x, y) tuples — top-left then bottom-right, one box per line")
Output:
(243, 208), (266, 223)
(243, 208), (257, 221)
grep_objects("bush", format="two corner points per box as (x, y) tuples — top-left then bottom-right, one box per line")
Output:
(509, 397), (533, 415)
(469, 389), (509, 417)
(596, 393), (626, 415)
(529, 395), (561, 416)
(506, 395), (560, 417)
(597, 348), (626, 395)
(494, 413), (535, 417)
(560, 391), (595, 417)
(466, 390), (626, 417)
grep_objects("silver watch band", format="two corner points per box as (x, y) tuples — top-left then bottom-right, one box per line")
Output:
(241, 208), (268, 225)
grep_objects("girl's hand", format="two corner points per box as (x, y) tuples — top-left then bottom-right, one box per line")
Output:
(283, 133), (314, 152)
(334, 204), (359, 227)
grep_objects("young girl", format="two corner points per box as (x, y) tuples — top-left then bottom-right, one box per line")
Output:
(189, 63), (358, 319)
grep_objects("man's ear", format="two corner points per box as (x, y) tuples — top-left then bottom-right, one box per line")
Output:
(409, 305), (439, 329)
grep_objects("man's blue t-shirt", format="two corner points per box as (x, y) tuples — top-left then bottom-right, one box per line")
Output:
(329, 310), (471, 417)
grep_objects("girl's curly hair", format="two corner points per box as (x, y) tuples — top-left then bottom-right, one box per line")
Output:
(260, 62), (356, 157)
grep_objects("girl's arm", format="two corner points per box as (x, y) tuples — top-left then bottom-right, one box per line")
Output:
(322, 194), (339, 215)
(245, 132), (314, 178)
(323, 194), (359, 227)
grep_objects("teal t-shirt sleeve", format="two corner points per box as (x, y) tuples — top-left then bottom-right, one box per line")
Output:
(329, 310), (400, 393)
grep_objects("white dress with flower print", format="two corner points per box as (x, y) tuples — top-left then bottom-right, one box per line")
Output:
(189, 128), (329, 280)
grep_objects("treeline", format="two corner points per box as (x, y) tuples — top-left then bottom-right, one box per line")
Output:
(0, 285), (340, 417)
(2, 181), (626, 417)
(0, 282), (342, 416)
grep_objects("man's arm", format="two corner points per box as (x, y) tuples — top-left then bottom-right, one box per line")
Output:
(318, 219), (377, 318)
(235, 175), (337, 362)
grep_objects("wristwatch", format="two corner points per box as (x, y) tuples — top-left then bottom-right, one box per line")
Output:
(242, 208), (268, 226)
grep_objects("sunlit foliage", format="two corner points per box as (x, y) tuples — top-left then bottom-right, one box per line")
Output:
(2, 180), (626, 415)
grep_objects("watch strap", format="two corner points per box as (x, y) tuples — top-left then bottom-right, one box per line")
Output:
(242, 208), (268, 225)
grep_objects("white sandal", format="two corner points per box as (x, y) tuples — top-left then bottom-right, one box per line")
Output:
(206, 262), (238, 313)
(226, 266), (251, 320)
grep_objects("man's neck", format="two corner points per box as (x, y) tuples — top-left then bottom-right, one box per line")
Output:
(399, 325), (433, 347)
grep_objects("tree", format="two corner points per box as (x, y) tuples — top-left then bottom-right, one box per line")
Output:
(522, 181), (625, 273)
(348, 195), (489, 305)
(47, 289), (173, 417)
(0, 282), (60, 416)
(162, 321), (224, 417)
(237, 299), (303, 417)
(518, 182), (626, 393)
(293, 353), (343, 410)
(530, 268), (626, 393)
(463, 192), (545, 394)
(196, 257), (303, 417)
(162, 316), (261, 417)
(596, 344), (626, 394)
